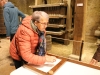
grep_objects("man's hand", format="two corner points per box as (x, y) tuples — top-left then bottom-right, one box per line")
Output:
(45, 55), (56, 63)
(6, 36), (10, 39)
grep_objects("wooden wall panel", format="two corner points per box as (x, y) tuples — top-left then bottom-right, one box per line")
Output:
(0, 7), (6, 34)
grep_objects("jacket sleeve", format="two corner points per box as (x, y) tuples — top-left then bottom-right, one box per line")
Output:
(16, 7), (26, 24)
(18, 10), (25, 19)
(17, 29), (46, 65)
(3, 8), (10, 37)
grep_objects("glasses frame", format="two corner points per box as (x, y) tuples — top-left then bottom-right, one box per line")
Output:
(37, 21), (49, 26)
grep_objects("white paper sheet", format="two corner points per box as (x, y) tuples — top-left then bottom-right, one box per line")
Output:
(54, 61), (100, 75)
(10, 58), (61, 75)
(33, 58), (61, 72)
(10, 67), (39, 75)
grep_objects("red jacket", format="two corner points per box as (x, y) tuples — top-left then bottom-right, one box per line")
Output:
(10, 16), (46, 65)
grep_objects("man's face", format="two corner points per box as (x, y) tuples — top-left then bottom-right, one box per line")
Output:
(35, 17), (49, 32)
(0, 0), (6, 7)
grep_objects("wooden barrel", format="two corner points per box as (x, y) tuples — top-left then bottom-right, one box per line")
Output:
(0, 7), (6, 34)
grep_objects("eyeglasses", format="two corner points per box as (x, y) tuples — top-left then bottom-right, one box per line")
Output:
(37, 21), (48, 26)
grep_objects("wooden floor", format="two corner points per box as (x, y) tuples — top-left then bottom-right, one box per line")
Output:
(0, 35), (100, 75)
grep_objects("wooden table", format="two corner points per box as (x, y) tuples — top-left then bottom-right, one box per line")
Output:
(10, 54), (100, 75)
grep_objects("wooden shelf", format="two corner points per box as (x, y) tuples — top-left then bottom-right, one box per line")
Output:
(29, 1), (73, 44)
(29, 3), (67, 8)
(49, 14), (67, 18)
(46, 31), (65, 35)
(48, 24), (66, 28)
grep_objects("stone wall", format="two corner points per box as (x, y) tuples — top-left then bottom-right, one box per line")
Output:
(84, 0), (100, 42)
(86, 0), (100, 35)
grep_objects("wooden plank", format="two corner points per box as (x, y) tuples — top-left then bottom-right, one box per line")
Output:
(48, 24), (66, 28)
(73, 0), (84, 56)
(49, 14), (67, 18)
(46, 31), (65, 35)
(67, 58), (100, 70)
(60, 6), (67, 15)
(64, 0), (72, 45)
(47, 58), (66, 75)
(35, 0), (38, 5)
(23, 65), (47, 75)
(29, 3), (67, 8)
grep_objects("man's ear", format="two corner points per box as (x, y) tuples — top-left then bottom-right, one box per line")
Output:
(34, 20), (38, 23)
(34, 21), (38, 26)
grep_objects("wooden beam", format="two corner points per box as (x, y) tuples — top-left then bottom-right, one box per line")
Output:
(73, 0), (84, 56)
(64, 0), (72, 45)
(35, 0), (38, 5)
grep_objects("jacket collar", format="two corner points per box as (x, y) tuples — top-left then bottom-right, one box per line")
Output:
(30, 20), (45, 36)
(30, 20), (37, 33)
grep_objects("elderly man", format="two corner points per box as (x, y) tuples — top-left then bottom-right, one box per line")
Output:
(0, 0), (25, 41)
(10, 11), (56, 69)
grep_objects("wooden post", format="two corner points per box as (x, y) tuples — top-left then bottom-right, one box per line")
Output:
(72, 0), (85, 58)
(35, 0), (38, 5)
(64, 0), (72, 45)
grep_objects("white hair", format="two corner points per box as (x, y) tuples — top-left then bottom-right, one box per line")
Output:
(5, 0), (8, 2)
(0, 0), (8, 2)
(32, 11), (49, 22)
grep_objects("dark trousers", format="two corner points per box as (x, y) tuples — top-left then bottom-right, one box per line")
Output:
(13, 58), (27, 69)
(10, 34), (15, 42)
(13, 59), (24, 69)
